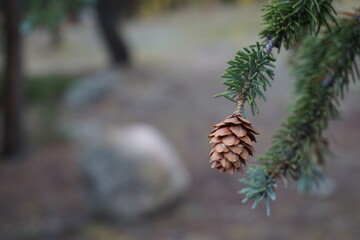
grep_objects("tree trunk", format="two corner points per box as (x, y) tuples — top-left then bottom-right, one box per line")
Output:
(1, 0), (25, 157)
(95, 0), (131, 65)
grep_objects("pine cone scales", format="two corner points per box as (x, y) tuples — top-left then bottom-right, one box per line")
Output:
(208, 114), (259, 174)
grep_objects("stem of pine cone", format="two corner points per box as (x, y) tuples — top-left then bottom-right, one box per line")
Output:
(234, 95), (244, 115)
(235, 79), (251, 116)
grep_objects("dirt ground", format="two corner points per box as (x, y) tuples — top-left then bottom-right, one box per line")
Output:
(1, 3), (360, 240)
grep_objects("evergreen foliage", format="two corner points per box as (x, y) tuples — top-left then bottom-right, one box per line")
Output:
(23, 0), (94, 31)
(214, 0), (360, 215)
(240, 10), (360, 214)
(214, 43), (276, 116)
(260, 0), (337, 49)
(216, 0), (337, 118)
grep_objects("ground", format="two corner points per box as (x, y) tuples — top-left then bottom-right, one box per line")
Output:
(1, 2), (360, 240)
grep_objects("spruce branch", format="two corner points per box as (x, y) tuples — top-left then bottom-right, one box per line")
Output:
(216, 0), (337, 116)
(239, 9), (360, 214)
(260, 0), (337, 50)
(239, 165), (277, 216)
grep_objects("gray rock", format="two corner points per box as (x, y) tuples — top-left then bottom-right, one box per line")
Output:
(80, 123), (190, 221)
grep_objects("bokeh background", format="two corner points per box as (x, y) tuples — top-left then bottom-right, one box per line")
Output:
(1, 0), (360, 239)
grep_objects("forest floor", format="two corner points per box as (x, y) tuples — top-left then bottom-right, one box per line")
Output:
(1, 2), (360, 240)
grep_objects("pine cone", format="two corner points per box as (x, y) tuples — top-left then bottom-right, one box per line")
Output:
(208, 114), (259, 174)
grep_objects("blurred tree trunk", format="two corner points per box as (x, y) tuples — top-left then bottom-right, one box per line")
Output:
(1, 0), (25, 157)
(95, 0), (131, 65)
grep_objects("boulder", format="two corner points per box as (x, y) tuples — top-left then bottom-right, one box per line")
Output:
(80, 123), (190, 221)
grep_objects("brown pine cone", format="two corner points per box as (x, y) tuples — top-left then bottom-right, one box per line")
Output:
(208, 114), (259, 174)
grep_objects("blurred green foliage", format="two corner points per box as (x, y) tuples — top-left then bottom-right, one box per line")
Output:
(26, 75), (75, 104)
(0, 74), (76, 143)
(0, 74), (75, 104)
(23, 0), (95, 32)
(26, 75), (76, 143)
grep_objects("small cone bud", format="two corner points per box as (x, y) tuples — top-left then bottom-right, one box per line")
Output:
(208, 114), (259, 174)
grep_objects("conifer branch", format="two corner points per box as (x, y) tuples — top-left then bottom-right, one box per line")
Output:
(216, 0), (336, 116)
(240, 9), (360, 214)
(260, 0), (337, 50)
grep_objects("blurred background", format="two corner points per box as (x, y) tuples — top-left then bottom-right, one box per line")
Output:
(0, 0), (360, 239)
